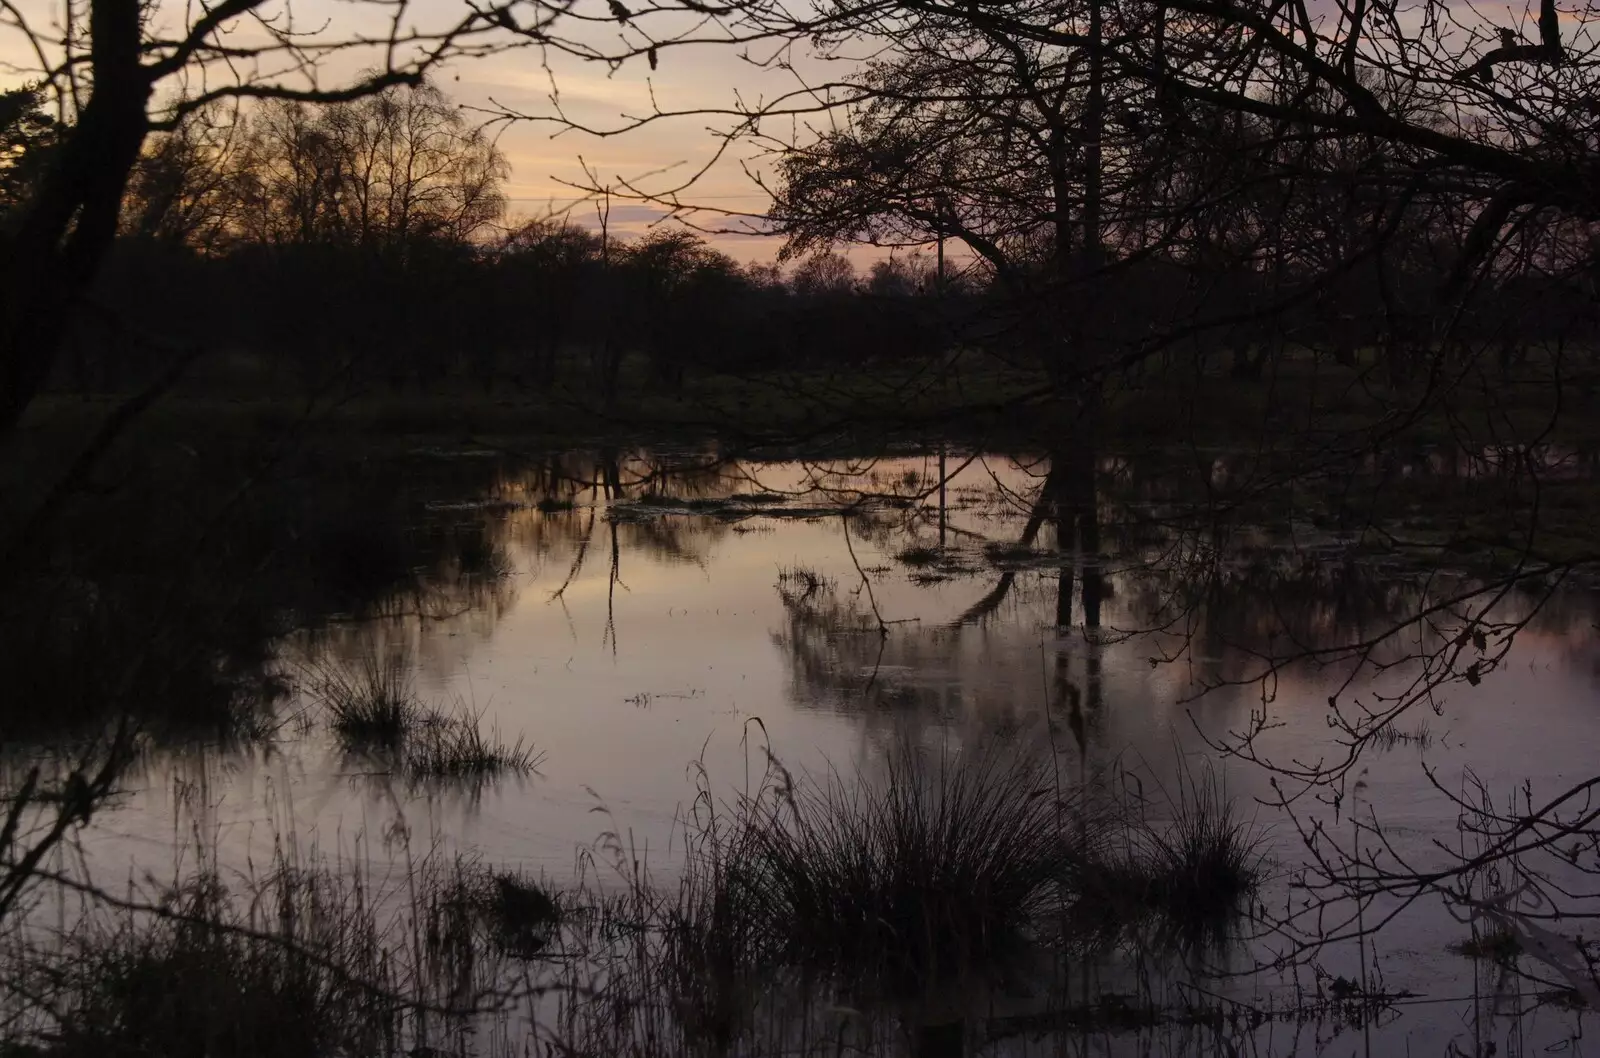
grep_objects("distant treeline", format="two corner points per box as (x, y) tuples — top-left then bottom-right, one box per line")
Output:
(0, 82), (951, 396)
(4, 80), (1595, 398)
(74, 227), (964, 396)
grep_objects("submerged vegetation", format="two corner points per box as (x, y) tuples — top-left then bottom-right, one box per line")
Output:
(894, 544), (943, 567)
(775, 564), (835, 594)
(439, 867), (564, 960)
(1372, 721), (1436, 751)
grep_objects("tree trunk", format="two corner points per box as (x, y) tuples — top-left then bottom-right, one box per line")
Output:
(0, 0), (151, 434)
(1071, 410), (1101, 631)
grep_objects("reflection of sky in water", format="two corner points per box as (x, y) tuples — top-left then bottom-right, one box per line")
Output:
(77, 447), (1600, 1052)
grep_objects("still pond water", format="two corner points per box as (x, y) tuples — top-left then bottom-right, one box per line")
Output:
(80, 442), (1600, 1053)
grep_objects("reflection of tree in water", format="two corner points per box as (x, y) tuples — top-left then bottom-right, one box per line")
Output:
(767, 440), (1599, 762)
(491, 446), (744, 568)
(0, 449), (523, 756)
(286, 487), (524, 690)
(484, 445), (754, 649)
(1517, 583), (1600, 683)
(219, 439), (1596, 757)
(773, 573), (1034, 732)
(767, 448), (1111, 746)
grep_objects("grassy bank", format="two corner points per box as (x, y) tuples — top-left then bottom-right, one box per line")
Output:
(17, 338), (1600, 457)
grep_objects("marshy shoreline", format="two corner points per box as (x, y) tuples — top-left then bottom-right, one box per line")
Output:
(1, 735), (1279, 1058)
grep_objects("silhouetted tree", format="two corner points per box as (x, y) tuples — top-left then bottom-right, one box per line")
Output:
(496, 218), (605, 387)
(233, 85), (509, 259)
(865, 254), (934, 297)
(616, 229), (736, 389)
(789, 251), (857, 296)
(122, 101), (255, 250)
(0, 86), (58, 226)
(0, 0), (528, 432)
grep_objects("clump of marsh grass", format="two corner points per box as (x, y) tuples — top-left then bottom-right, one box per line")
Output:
(486, 874), (562, 957)
(400, 706), (543, 786)
(1372, 720), (1435, 751)
(1138, 776), (1263, 934)
(775, 565), (834, 595)
(1066, 765), (1264, 952)
(306, 649), (420, 751)
(448, 528), (515, 584)
(1450, 925), (1521, 962)
(305, 650), (540, 793)
(753, 746), (1067, 983)
(543, 742), (1078, 1054)
(665, 742), (1073, 993)
(580, 740), (1267, 1021)
(893, 544), (942, 568)
(983, 541), (1040, 566)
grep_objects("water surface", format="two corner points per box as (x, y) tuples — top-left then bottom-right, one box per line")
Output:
(64, 441), (1600, 1053)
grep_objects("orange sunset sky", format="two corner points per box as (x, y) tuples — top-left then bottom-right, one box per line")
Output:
(2, 0), (1540, 263)
(447, 30), (806, 255)
(2, 0), (871, 259)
